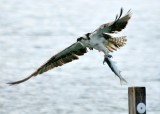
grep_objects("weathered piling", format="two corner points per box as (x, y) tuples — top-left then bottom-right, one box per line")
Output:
(128, 87), (146, 114)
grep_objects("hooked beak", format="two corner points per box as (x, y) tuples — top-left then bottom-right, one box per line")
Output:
(77, 37), (87, 42)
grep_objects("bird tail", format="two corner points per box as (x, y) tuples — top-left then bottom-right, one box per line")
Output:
(109, 36), (127, 48)
(105, 36), (127, 52)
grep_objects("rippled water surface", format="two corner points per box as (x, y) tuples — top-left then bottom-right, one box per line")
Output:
(0, 0), (160, 114)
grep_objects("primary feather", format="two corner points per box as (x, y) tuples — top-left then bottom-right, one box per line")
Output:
(94, 8), (131, 35)
(8, 42), (87, 85)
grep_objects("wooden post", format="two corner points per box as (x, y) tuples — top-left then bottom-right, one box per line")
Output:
(128, 87), (146, 114)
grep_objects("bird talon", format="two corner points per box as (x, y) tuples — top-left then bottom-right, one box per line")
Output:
(103, 57), (107, 65)
(108, 54), (112, 58)
(103, 59), (106, 65)
(103, 54), (112, 64)
(105, 54), (112, 58)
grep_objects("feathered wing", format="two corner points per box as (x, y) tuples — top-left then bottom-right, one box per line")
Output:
(94, 8), (131, 35)
(8, 42), (87, 85)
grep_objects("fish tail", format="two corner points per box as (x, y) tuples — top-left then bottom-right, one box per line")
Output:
(119, 76), (127, 85)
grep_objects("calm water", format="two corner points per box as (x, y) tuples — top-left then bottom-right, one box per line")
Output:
(0, 0), (160, 114)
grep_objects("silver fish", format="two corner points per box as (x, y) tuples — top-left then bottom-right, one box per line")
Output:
(103, 56), (127, 85)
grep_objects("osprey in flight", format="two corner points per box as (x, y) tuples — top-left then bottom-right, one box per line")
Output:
(8, 8), (131, 85)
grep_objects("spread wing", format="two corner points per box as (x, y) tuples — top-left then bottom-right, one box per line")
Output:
(94, 8), (131, 35)
(8, 42), (87, 85)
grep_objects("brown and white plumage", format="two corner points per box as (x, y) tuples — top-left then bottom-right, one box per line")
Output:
(8, 42), (87, 85)
(94, 8), (131, 34)
(8, 8), (131, 85)
(103, 33), (127, 52)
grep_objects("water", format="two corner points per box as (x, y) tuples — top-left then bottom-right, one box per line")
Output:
(0, 0), (160, 114)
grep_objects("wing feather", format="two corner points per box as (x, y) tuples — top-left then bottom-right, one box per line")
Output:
(8, 42), (87, 85)
(94, 8), (131, 35)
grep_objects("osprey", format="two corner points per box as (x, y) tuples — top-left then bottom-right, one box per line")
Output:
(8, 8), (131, 85)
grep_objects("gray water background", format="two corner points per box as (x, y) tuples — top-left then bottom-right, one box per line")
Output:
(0, 0), (160, 114)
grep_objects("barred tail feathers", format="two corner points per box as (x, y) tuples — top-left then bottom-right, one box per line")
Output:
(109, 36), (127, 47)
(105, 36), (127, 52)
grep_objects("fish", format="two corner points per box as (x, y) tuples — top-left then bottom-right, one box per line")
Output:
(103, 56), (127, 85)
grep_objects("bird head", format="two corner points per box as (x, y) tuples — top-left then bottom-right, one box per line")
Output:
(77, 33), (91, 42)
(77, 37), (85, 42)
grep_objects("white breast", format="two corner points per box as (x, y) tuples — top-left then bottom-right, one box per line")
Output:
(89, 35), (106, 51)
